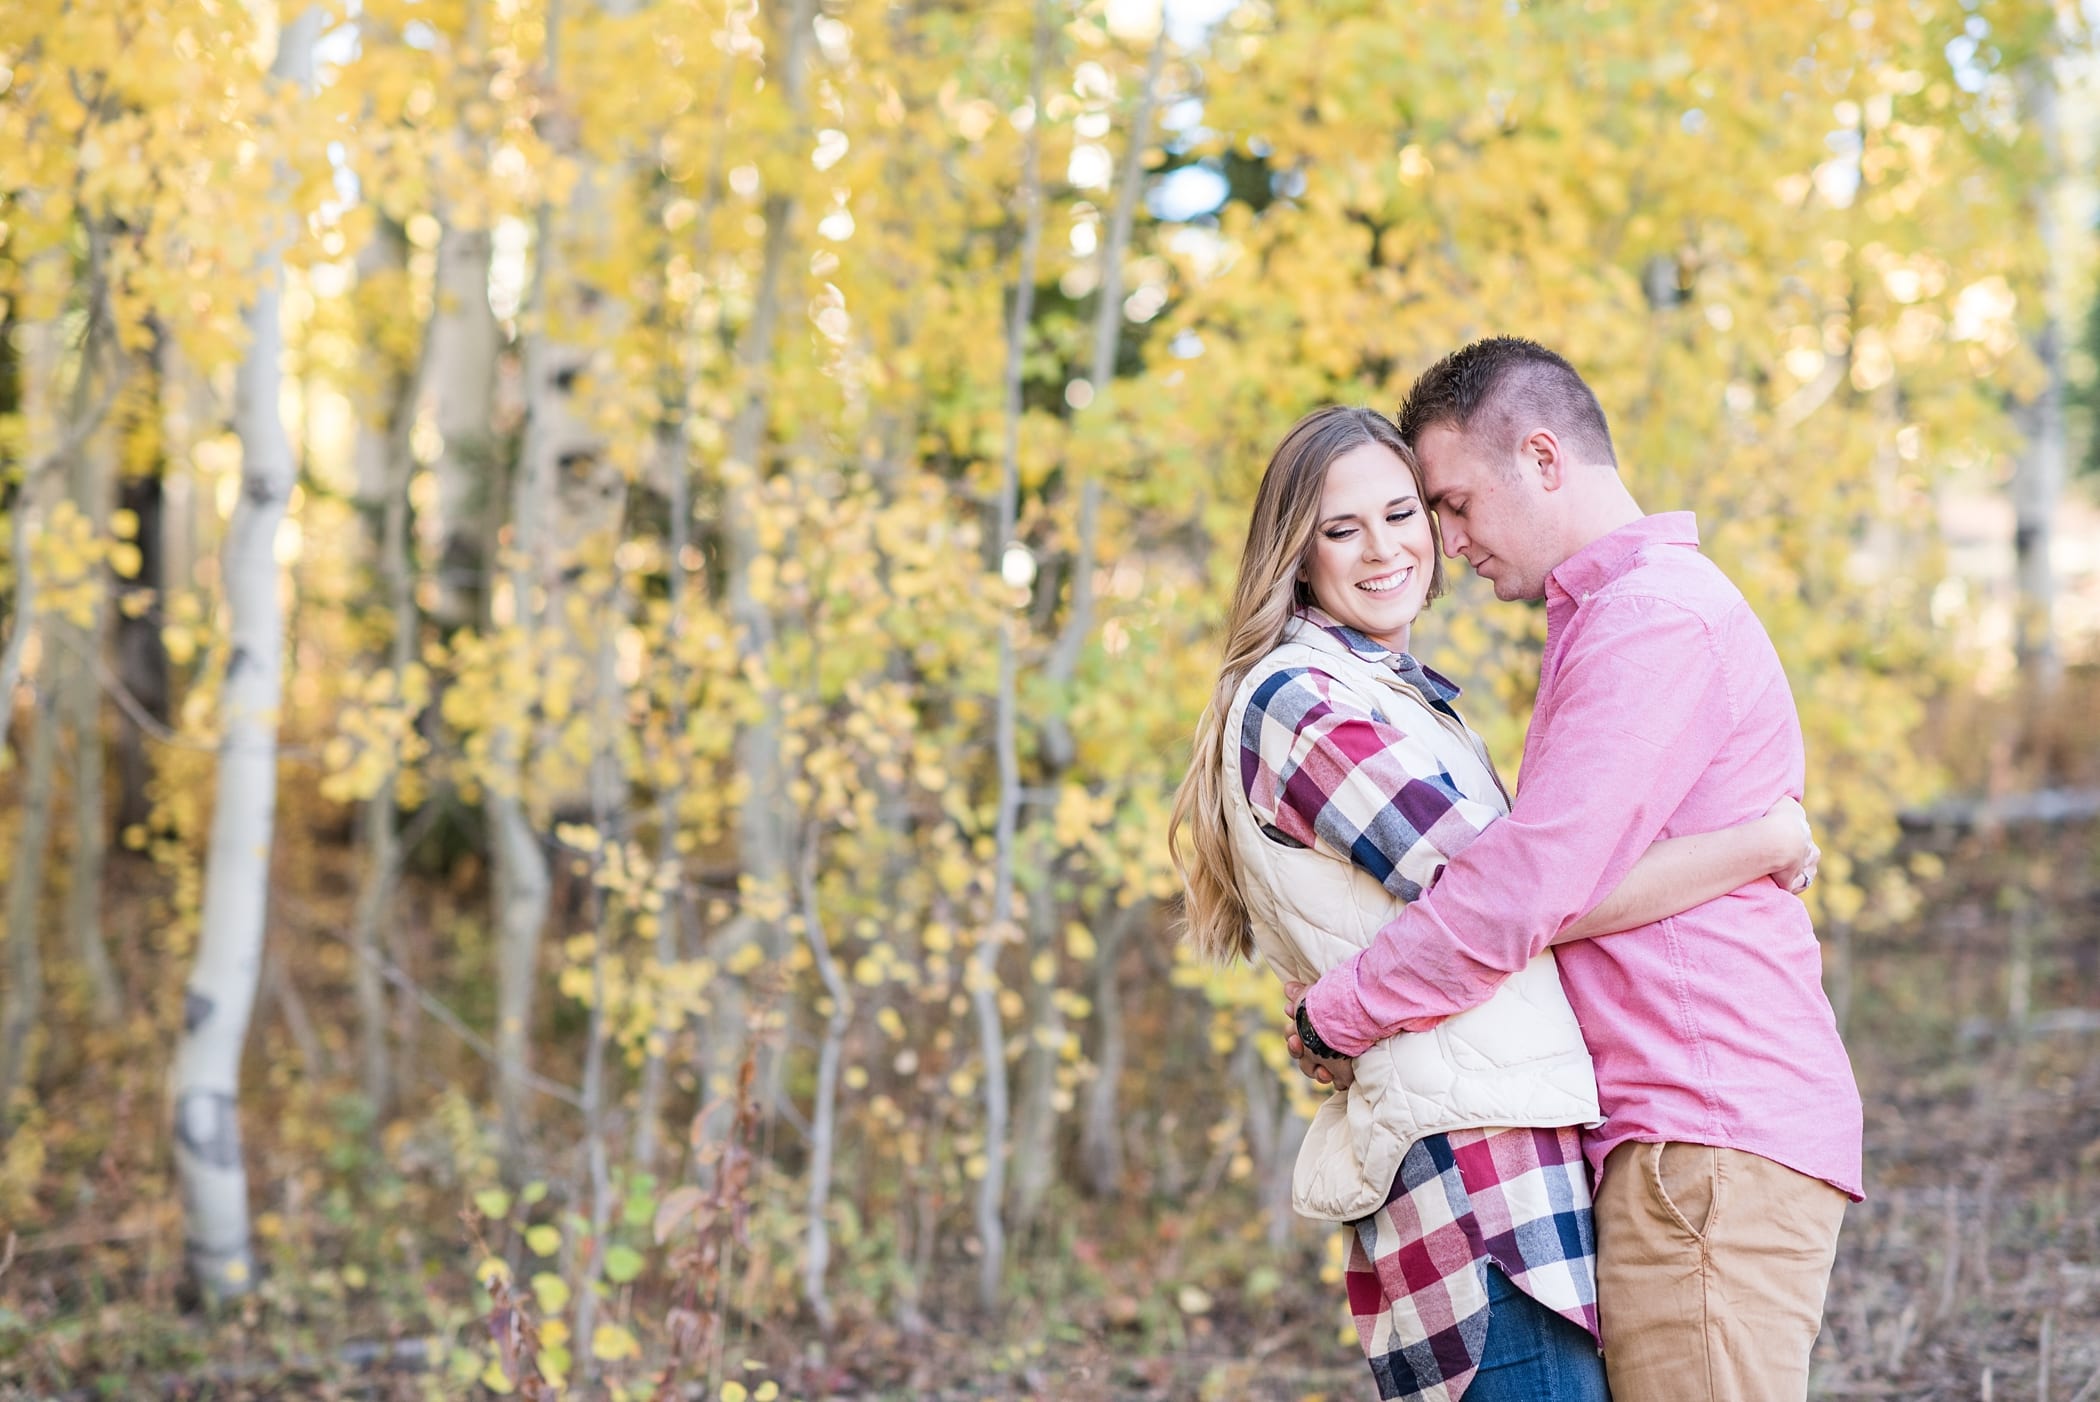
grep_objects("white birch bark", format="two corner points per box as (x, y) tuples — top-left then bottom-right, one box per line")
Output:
(1079, 901), (1146, 1196)
(427, 222), (501, 632)
(169, 4), (322, 1300)
(973, 0), (1055, 1311)
(56, 221), (120, 1024)
(2013, 57), (2065, 695)
(3, 262), (115, 1124)
(0, 691), (57, 1131)
(491, 0), (609, 1167)
(61, 413), (121, 1026)
(797, 832), (849, 1330)
(1042, 26), (1166, 770)
(632, 416), (690, 1171)
(0, 304), (82, 731)
(570, 547), (624, 1386)
(348, 218), (432, 1120)
(703, 0), (811, 1154)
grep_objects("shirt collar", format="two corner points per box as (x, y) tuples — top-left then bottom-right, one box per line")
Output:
(1290, 606), (1463, 705)
(1547, 511), (1701, 604)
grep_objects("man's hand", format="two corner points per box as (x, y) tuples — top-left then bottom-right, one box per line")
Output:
(1763, 796), (1820, 896)
(1283, 982), (1355, 1091)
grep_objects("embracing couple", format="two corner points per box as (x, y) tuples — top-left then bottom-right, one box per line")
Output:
(1170, 338), (1862, 1402)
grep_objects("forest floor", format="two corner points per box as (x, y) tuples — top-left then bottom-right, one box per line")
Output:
(3, 816), (2097, 1401)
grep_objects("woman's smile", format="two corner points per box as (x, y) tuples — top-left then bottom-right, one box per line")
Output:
(1357, 566), (1414, 595)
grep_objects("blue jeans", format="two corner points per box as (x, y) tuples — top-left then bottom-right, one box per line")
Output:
(1466, 1264), (1611, 1402)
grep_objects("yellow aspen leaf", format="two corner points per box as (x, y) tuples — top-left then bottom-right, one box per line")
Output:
(720, 1384), (749, 1402)
(1065, 923), (1097, 960)
(591, 1324), (640, 1362)
(473, 1188), (512, 1220)
(526, 1224), (560, 1257)
(531, 1272), (570, 1315)
(603, 1244), (644, 1283)
(480, 1357), (517, 1394)
(540, 1346), (571, 1388)
(475, 1257), (510, 1287)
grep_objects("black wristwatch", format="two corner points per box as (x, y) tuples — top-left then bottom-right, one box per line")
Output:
(1295, 1000), (1344, 1062)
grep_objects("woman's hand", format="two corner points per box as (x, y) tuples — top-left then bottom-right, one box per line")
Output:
(1763, 796), (1819, 896)
(1283, 982), (1355, 1091)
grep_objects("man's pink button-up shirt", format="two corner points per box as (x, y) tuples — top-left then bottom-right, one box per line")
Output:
(1304, 512), (1864, 1199)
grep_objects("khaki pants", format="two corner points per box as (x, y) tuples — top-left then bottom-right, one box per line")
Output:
(1594, 1141), (1848, 1402)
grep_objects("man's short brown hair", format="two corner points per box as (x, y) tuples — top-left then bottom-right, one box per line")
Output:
(1396, 337), (1618, 470)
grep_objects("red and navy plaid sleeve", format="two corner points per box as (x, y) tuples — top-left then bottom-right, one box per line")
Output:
(1239, 665), (1504, 901)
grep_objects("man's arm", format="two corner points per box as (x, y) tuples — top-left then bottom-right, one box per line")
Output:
(1554, 796), (1815, 943)
(1302, 593), (1740, 1057)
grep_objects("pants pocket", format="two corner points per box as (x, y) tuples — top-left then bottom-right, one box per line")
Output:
(1650, 1140), (1718, 1242)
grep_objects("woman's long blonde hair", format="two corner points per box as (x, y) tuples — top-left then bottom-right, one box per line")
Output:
(1167, 406), (1446, 963)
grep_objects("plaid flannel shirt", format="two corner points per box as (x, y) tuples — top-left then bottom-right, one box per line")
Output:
(1240, 609), (1600, 1402)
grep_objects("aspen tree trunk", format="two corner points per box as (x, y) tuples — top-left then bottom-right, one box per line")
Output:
(797, 832), (848, 1331)
(154, 335), (206, 644)
(60, 477), (120, 1026)
(1013, 28), (1167, 1226)
(973, 0), (1055, 1311)
(427, 222), (502, 633)
(60, 224), (121, 1023)
(348, 219), (429, 1120)
(491, 0), (617, 1169)
(0, 691), (58, 1131)
(2013, 57), (2065, 696)
(1009, 839), (1063, 1235)
(571, 553), (624, 1387)
(1234, 1031), (1305, 1250)
(0, 296), (79, 751)
(704, 0), (811, 1150)
(170, 3), (322, 1301)
(1079, 900), (1145, 1195)
(3, 278), (113, 1124)
(1042, 25), (1165, 772)
(425, 0), (500, 636)
(0, 477), (35, 736)
(633, 417), (689, 1172)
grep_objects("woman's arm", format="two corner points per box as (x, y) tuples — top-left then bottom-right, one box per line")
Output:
(1553, 798), (1817, 945)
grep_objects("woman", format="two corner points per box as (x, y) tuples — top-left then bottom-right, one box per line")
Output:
(1167, 407), (1817, 1402)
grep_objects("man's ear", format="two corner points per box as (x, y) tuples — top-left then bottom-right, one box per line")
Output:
(1524, 429), (1567, 492)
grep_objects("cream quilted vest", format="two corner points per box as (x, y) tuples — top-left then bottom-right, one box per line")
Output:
(1224, 618), (1601, 1222)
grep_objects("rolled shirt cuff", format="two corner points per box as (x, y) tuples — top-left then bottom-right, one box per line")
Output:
(1304, 957), (1383, 1059)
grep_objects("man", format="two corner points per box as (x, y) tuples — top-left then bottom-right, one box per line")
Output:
(1287, 337), (1862, 1402)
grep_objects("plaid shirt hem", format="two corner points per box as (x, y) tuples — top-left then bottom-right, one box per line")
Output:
(1347, 1126), (1600, 1402)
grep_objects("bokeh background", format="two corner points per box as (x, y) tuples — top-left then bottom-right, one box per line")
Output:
(3, 0), (2098, 1395)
